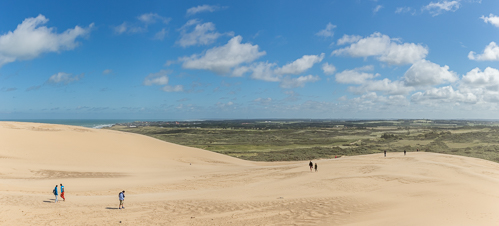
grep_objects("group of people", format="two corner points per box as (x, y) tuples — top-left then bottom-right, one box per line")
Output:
(309, 161), (318, 172)
(52, 184), (126, 210)
(384, 148), (419, 157)
(52, 184), (65, 203)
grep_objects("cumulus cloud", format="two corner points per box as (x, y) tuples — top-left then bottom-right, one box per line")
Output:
(186, 5), (223, 16)
(348, 79), (414, 95)
(462, 67), (499, 91)
(153, 28), (167, 40)
(162, 85), (184, 92)
(180, 35), (266, 74)
(322, 63), (336, 75)
(332, 32), (428, 65)
(0, 15), (93, 67)
(177, 19), (231, 47)
(373, 5), (383, 14)
(423, 1), (460, 16)
(481, 14), (499, 28)
(403, 60), (458, 86)
(335, 65), (379, 84)
(395, 7), (414, 14)
(253, 97), (272, 105)
(280, 75), (320, 88)
(137, 13), (171, 24)
(468, 42), (499, 61)
(143, 70), (170, 86)
(411, 86), (477, 104)
(315, 23), (336, 38)
(114, 13), (170, 35)
(274, 53), (324, 75)
(336, 34), (362, 45)
(48, 72), (83, 84)
(246, 62), (280, 82)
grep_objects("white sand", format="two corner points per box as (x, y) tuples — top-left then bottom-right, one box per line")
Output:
(1, 121), (499, 225)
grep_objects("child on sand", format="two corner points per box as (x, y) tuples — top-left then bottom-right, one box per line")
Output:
(309, 161), (313, 172)
(119, 191), (125, 209)
(384, 151), (386, 157)
(53, 185), (58, 203)
(314, 163), (318, 172)
(60, 184), (65, 201)
(404, 150), (406, 155)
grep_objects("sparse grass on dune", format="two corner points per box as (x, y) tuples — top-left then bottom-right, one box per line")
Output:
(109, 122), (499, 162)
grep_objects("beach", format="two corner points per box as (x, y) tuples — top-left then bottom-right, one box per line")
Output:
(1, 121), (499, 225)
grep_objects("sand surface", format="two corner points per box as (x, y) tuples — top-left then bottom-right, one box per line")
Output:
(1, 121), (499, 225)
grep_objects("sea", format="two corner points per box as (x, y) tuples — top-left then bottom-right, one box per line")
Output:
(0, 119), (143, 129)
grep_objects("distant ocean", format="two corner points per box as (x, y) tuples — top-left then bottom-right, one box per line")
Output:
(0, 119), (142, 129)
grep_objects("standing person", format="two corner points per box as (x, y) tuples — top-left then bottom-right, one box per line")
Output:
(384, 150), (386, 157)
(314, 163), (318, 172)
(417, 148), (419, 152)
(60, 184), (65, 201)
(119, 190), (125, 209)
(309, 161), (313, 172)
(53, 185), (58, 203)
(404, 150), (406, 155)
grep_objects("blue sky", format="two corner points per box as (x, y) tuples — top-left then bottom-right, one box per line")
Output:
(1, 0), (499, 120)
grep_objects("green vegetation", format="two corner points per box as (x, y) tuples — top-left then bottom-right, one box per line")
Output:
(108, 119), (499, 162)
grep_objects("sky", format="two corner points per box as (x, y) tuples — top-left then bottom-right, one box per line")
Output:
(1, 0), (499, 120)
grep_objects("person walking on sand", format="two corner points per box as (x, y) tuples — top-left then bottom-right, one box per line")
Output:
(119, 190), (125, 209)
(314, 163), (318, 172)
(404, 150), (406, 156)
(417, 148), (419, 152)
(384, 150), (386, 157)
(60, 184), (65, 201)
(309, 161), (313, 172)
(53, 185), (58, 203)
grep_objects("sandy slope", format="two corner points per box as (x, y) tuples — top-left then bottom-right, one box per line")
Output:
(1, 122), (499, 225)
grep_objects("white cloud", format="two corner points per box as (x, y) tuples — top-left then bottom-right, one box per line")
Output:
(162, 85), (184, 92)
(373, 5), (383, 14)
(481, 14), (499, 28)
(274, 53), (324, 75)
(102, 69), (112, 75)
(48, 72), (83, 84)
(315, 23), (336, 38)
(280, 75), (320, 88)
(153, 28), (167, 40)
(137, 13), (171, 24)
(114, 22), (146, 34)
(462, 67), (499, 91)
(247, 62), (280, 82)
(336, 34), (362, 45)
(322, 63), (336, 75)
(395, 7), (414, 14)
(177, 19), (231, 47)
(404, 60), (458, 86)
(186, 5), (222, 16)
(468, 42), (499, 61)
(0, 15), (93, 67)
(143, 70), (170, 86)
(411, 86), (477, 104)
(335, 65), (379, 84)
(253, 97), (272, 105)
(423, 1), (460, 16)
(348, 79), (414, 95)
(332, 32), (428, 65)
(180, 35), (266, 74)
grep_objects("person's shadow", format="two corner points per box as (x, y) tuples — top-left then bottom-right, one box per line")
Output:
(43, 199), (56, 203)
(105, 207), (119, 210)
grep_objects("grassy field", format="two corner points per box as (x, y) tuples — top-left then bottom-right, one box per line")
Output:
(108, 120), (499, 162)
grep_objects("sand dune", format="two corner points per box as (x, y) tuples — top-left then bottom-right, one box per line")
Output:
(1, 121), (499, 225)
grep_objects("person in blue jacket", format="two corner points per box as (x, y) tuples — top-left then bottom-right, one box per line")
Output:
(53, 185), (58, 203)
(119, 190), (125, 209)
